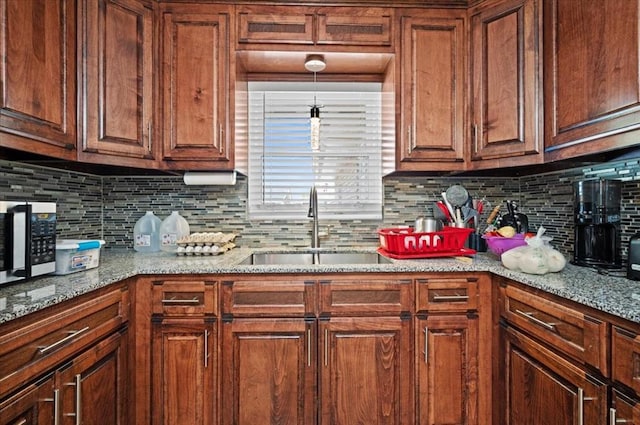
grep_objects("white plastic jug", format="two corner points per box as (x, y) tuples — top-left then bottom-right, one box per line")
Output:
(160, 211), (190, 252)
(133, 211), (162, 252)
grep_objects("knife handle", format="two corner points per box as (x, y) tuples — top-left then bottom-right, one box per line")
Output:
(487, 205), (501, 224)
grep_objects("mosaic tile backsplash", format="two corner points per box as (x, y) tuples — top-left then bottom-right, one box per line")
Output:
(3, 158), (640, 262)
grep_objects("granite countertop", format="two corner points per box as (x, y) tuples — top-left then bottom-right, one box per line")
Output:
(1, 247), (640, 325)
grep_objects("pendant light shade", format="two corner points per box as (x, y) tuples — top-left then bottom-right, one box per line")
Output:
(305, 55), (325, 151)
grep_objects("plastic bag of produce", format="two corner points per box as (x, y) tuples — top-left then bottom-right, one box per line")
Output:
(501, 227), (566, 275)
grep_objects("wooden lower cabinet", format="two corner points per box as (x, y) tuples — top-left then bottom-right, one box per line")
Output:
(416, 314), (478, 425)
(0, 329), (128, 425)
(221, 318), (316, 425)
(504, 325), (608, 424)
(151, 318), (217, 425)
(319, 316), (412, 425)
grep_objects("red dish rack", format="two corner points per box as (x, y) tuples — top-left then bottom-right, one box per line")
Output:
(378, 227), (476, 259)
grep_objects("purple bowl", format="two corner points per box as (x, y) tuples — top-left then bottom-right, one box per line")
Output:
(482, 233), (528, 256)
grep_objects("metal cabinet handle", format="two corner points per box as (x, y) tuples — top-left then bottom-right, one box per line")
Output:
(515, 309), (556, 331)
(219, 124), (224, 154)
(610, 406), (630, 424)
(44, 388), (60, 425)
(65, 374), (82, 425)
(14, 419), (27, 425)
(161, 298), (200, 304)
(307, 328), (312, 367)
(147, 121), (153, 152)
(432, 294), (469, 302)
(423, 326), (429, 363)
(204, 329), (209, 368)
(473, 123), (478, 153)
(38, 326), (90, 354)
(577, 387), (596, 425)
(324, 328), (328, 367)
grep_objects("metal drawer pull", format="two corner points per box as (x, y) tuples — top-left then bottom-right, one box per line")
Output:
(423, 327), (429, 363)
(610, 406), (630, 424)
(64, 374), (82, 425)
(515, 309), (556, 331)
(324, 329), (328, 367)
(15, 419), (27, 425)
(577, 387), (596, 425)
(307, 329), (312, 367)
(433, 294), (469, 302)
(38, 326), (90, 354)
(161, 298), (200, 304)
(43, 389), (60, 425)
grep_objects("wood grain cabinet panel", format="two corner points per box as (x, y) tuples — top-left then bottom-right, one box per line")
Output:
(237, 8), (314, 45)
(160, 5), (232, 169)
(0, 0), (76, 160)
(0, 374), (56, 425)
(415, 276), (478, 313)
(318, 276), (412, 316)
(220, 318), (316, 425)
(152, 318), (216, 425)
(416, 314), (478, 425)
(319, 316), (412, 425)
(611, 389), (640, 425)
(79, 0), (155, 167)
(397, 10), (466, 171)
(316, 7), (392, 46)
(505, 325), (608, 425)
(544, 0), (640, 161)
(469, 0), (543, 169)
(502, 284), (609, 375)
(0, 288), (128, 399)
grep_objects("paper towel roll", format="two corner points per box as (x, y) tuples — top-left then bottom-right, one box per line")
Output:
(183, 171), (236, 186)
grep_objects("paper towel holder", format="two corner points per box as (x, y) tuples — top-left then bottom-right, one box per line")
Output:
(183, 171), (237, 186)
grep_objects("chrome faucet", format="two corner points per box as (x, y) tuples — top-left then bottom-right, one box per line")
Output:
(308, 186), (319, 249)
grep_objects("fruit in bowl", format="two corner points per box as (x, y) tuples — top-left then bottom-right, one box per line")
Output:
(482, 226), (532, 256)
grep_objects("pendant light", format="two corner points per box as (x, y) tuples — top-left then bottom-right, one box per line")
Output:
(304, 55), (325, 151)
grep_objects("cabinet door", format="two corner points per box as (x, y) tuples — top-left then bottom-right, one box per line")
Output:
(319, 316), (412, 425)
(152, 319), (216, 425)
(316, 7), (392, 47)
(237, 6), (313, 45)
(58, 330), (128, 425)
(398, 11), (466, 171)
(79, 0), (155, 166)
(416, 314), (478, 425)
(221, 318), (316, 425)
(544, 0), (640, 160)
(0, 0), (76, 160)
(161, 6), (232, 169)
(0, 374), (56, 425)
(469, 0), (543, 168)
(505, 326), (608, 425)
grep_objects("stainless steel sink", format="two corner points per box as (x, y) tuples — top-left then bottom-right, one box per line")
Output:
(239, 251), (392, 265)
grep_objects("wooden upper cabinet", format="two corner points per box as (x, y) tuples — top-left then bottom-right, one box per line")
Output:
(160, 4), (233, 169)
(236, 5), (392, 49)
(78, 0), (156, 167)
(0, 0), (76, 160)
(316, 7), (392, 47)
(469, 0), (543, 169)
(238, 7), (314, 45)
(544, 0), (640, 161)
(397, 9), (466, 171)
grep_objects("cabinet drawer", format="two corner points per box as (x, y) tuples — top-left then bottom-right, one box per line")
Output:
(152, 279), (217, 316)
(222, 277), (316, 317)
(318, 277), (412, 315)
(316, 8), (392, 46)
(502, 285), (608, 374)
(416, 277), (478, 312)
(612, 325), (640, 394)
(0, 288), (128, 398)
(611, 388), (640, 424)
(237, 10), (314, 44)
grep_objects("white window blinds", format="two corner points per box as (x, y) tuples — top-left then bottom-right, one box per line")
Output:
(248, 82), (383, 220)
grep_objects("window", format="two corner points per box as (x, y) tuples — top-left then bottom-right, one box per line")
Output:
(248, 82), (385, 220)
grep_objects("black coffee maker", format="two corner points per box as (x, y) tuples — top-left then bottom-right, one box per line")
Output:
(573, 179), (622, 268)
